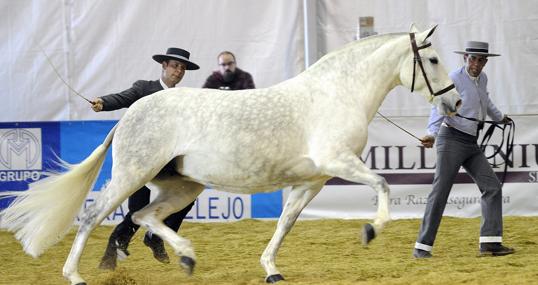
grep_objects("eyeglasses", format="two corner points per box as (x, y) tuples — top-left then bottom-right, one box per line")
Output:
(219, 61), (235, 67)
(468, 55), (488, 64)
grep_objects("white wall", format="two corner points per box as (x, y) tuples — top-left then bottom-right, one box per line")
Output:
(1, 0), (305, 120)
(316, 0), (538, 117)
(1, 0), (537, 120)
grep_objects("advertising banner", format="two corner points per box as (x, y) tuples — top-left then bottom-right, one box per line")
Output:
(299, 115), (538, 219)
(0, 121), (283, 224)
(1, 116), (536, 224)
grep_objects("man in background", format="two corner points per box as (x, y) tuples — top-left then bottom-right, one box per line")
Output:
(202, 51), (255, 90)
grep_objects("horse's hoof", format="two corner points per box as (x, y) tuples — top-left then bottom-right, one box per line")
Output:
(266, 274), (285, 283)
(362, 223), (376, 246)
(180, 256), (196, 275)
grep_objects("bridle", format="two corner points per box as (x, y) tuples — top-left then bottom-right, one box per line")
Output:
(377, 32), (457, 141)
(409, 32), (455, 97)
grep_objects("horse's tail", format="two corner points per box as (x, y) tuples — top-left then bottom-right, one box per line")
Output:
(0, 124), (117, 257)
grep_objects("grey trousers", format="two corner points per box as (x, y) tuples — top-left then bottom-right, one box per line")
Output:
(415, 125), (503, 251)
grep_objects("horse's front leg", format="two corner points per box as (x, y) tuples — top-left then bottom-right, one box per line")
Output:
(261, 180), (325, 283)
(320, 150), (391, 245)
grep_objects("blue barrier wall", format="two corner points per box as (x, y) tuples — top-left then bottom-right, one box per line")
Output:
(0, 121), (282, 220)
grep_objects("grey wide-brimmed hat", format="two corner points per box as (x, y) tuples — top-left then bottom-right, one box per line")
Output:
(454, 41), (500, 57)
(152, 47), (200, 70)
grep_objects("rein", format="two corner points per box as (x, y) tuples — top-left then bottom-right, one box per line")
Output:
(456, 114), (515, 186)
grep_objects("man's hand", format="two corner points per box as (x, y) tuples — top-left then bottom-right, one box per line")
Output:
(420, 135), (435, 148)
(91, 98), (104, 112)
(500, 115), (512, 125)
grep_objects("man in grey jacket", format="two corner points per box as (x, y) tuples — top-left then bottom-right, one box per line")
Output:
(413, 41), (514, 258)
(91, 47), (200, 270)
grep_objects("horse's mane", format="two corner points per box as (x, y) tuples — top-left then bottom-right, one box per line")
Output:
(306, 32), (407, 71)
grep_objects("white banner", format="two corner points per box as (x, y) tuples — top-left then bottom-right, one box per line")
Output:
(298, 115), (538, 219)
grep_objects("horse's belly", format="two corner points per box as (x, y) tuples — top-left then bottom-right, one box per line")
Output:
(176, 154), (323, 193)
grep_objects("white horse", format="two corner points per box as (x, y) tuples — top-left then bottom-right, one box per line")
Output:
(1, 25), (460, 285)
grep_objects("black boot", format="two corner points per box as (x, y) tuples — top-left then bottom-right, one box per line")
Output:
(144, 232), (170, 264)
(412, 248), (432, 259)
(479, 243), (515, 256)
(98, 224), (136, 270)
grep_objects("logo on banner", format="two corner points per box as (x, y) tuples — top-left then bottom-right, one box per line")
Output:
(0, 128), (42, 182)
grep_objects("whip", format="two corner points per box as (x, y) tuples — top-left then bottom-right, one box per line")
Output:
(38, 45), (93, 104)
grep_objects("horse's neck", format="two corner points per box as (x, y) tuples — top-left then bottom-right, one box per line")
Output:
(305, 35), (407, 121)
(354, 39), (406, 121)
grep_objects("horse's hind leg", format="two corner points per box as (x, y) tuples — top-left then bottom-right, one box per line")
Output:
(320, 151), (391, 245)
(62, 179), (141, 285)
(131, 175), (204, 275)
(261, 181), (325, 283)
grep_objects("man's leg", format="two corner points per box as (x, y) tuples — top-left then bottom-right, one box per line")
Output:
(414, 132), (465, 257)
(463, 150), (514, 256)
(99, 186), (151, 269)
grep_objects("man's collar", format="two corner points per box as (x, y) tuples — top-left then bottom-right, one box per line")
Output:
(159, 78), (177, 89)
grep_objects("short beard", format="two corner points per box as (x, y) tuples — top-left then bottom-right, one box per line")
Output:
(222, 70), (236, 83)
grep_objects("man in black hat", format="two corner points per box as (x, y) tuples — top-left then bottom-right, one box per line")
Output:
(413, 41), (514, 258)
(202, 51), (255, 90)
(91, 47), (199, 270)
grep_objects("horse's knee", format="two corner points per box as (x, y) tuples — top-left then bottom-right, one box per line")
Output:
(130, 212), (145, 226)
(373, 176), (389, 193)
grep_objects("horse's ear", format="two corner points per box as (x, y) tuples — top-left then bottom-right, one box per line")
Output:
(417, 25), (438, 43)
(409, 23), (420, 33)
(425, 25), (438, 39)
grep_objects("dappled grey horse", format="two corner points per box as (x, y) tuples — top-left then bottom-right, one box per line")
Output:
(1, 25), (460, 284)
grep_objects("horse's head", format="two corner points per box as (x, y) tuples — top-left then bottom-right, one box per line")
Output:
(399, 24), (461, 116)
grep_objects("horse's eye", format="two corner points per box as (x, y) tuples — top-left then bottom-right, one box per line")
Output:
(429, 57), (439, 64)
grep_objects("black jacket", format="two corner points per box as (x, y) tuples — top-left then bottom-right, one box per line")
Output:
(101, 80), (163, 111)
(202, 68), (255, 90)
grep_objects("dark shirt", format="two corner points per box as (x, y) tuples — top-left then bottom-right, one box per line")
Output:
(100, 80), (163, 111)
(202, 68), (255, 90)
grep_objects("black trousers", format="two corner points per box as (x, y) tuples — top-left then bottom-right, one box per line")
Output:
(112, 185), (195, 244)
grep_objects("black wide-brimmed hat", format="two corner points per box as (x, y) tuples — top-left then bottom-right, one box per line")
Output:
(152, 47), (200, 70)
(454, 41), (500, 57)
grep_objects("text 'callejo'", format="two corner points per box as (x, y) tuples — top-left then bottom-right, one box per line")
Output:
(186, 196), (245, 220)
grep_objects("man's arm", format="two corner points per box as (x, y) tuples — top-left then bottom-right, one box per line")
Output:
(421, 105), (444, 148)
(100, 80), (147, 111)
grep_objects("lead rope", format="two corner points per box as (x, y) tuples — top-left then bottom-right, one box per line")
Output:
(376, 112), (515, 186)
(456, 114), (515, 186)
(376, 112), (423, 142)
